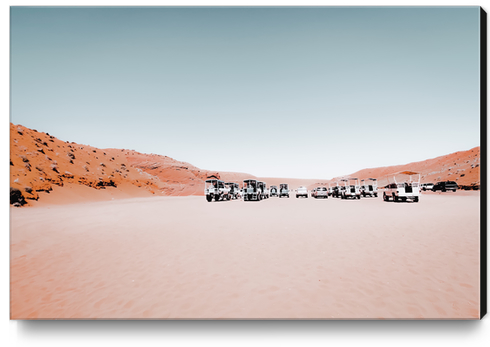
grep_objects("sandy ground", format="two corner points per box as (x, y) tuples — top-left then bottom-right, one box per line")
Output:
(10, 190), (480, 319)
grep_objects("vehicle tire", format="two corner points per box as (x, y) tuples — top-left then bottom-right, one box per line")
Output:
(206, 195), (212, 202)
(442, 189), (446, 192)
(215, 195), (220, 202)
(383, 193), (388, 201)
(393, 194), (397, 202)
(374, 193), (377, 197)
(357, 195), (360, 199)
(402, 197), (407, 202)
(414, 197), (419, 202)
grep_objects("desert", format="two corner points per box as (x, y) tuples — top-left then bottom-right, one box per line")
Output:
(9, 123), (481, 319)
(10, 189), (480, 319)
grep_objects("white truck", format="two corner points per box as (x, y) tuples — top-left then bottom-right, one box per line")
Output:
(296, 186), (308, 198)
(225, 182), (241, 200)
(258, 181), (269, 199)
(279, 183), (290, 198)
(312, 186), (329, 199)
(270, 185), (279, 197)
(329, 182), (341, 198)
(205, 179), (231, 202)
(360, 178), (378, 198)
(340, 178), (361, 199)
(383, 171), (420, 203)
(243, 179), (262, 201)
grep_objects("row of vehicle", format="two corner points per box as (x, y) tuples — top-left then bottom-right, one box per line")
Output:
(205, 178), (380, 202)
(204, 180), (242, 202)
(420, 181), (458, 192)
(204, 179), (290, 202)
(205, 173), (454, 203)
(326, 178), (378, 199)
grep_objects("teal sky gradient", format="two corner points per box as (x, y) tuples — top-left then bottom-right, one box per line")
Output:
(11, 7), (481, 179)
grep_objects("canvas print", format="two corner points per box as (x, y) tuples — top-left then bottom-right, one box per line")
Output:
(10, 6), (484, 319)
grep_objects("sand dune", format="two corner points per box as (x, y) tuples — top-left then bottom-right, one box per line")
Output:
(10, 191), (480, 319)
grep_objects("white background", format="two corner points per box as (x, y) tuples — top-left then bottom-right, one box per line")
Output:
(2, 1), (489, 346)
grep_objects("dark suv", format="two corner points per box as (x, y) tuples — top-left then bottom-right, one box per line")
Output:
(432, 181), (458, 192)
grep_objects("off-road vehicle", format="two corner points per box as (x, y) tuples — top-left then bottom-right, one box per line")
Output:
(243, 179), (262, 201)
(340, 178), (361, 199)
(270, 185), (279, 197)
(279, 183), (290, 198)
(258, 181), (269, 199)
(360, 178), (378, 198)
(225, 182), (241, 199)
(296, 186), (308, 198)
(420, 183), (434, 191)
(383, 171), (420, 202)
(205, 179), (231, 202)
(432, 181), (458, 192)
(329, 182), (341, 198)
(312, 186), (328, 199)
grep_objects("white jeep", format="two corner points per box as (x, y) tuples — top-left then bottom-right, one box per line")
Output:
(270, 185), (279, 197)
(258, 181), (269, 199)
(383, 171), (420, 203)
(360, 178), (378, 198)
(225, 182), (241, 199)
(205, 179), (231, 202)
(296, 186), (308, 198)
(243, 179), (262, 201)
(340, 178), (361, 199)
(329, 182), (341, 198)
(279, 183), (290, 198)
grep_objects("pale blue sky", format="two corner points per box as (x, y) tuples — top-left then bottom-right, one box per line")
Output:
(10, 7), (481, 179)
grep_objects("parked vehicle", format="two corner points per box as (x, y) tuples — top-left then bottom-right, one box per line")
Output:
(360, 178), (378, 197)
(432, 181), (458, 192)
(312, 186), (328, 199)
(340, 178), (361, 199)
(383, 171), (420, 202)
(296, 186), (308, 198)
(205, 179), (231, 202)
(279, 183), (290, 198)
(258, 181), (269, 199)
(243, 179), (262, 201)
(329, 182), (341, 198)
(225, 182), (241, 199)
(420, 183), (434, 191)
(270, 185), (279, 197)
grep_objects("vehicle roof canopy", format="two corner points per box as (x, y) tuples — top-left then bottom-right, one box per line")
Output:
(244, 179), (257, 183)
(205, 179), (220, 183)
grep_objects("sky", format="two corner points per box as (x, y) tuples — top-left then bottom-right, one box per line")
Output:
(10, 6), (481, 179)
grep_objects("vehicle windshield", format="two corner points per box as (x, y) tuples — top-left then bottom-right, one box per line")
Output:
(244, 181), (256, 189)
(317, 187), (327, 191)
(205, 180), (218, 189)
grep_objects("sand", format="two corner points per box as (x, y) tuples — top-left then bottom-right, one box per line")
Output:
(10, 190), (480, 319)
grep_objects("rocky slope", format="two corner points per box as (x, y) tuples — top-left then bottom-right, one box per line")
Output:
(333, 147), (480, 188)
